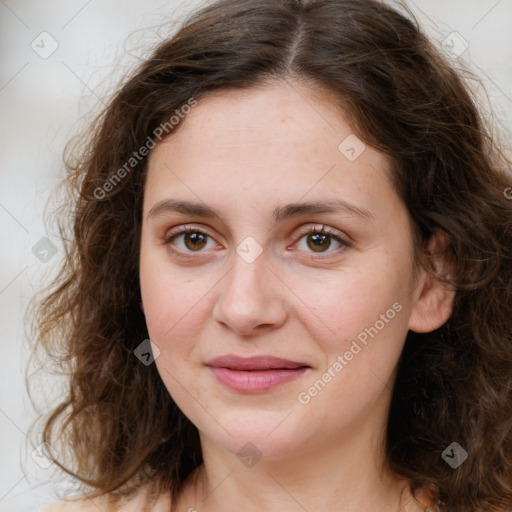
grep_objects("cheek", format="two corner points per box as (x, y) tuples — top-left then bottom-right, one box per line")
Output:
(139, 242), (214, 342)
(140, 264), (209, 402)
(142, 282), (206, 357)
(291, 259), (410, 353)
(292, 272), (409, 436)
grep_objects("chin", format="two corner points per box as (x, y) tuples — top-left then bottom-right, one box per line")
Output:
(199, 407), (311, 461)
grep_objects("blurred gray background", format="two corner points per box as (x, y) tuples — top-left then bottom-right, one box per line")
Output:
(1, 1), (511, 511)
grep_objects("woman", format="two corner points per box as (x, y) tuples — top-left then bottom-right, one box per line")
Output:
(31, 0), (512, 511)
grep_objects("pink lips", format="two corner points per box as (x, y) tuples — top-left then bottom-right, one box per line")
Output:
(205, 355), (310, 393)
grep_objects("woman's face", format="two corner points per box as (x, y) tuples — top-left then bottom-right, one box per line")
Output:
(139, 79), (436, 461)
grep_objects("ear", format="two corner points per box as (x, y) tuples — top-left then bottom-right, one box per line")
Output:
(408, 231), (455, 333)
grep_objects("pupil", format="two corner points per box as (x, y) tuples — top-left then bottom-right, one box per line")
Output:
(185, 232), (207, 250)
(308, 233), (330, 252)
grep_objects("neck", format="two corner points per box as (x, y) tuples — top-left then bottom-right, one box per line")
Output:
(179, 413), (422, 511)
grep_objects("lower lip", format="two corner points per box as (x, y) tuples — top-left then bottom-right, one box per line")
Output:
(208, 367), (309, 393)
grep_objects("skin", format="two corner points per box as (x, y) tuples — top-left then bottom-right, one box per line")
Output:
(138, 78), (454, 512)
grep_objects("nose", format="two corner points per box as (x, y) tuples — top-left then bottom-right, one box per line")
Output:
(212, 250), (288, 337)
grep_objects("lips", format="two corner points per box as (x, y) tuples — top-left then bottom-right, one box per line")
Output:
(205, 355), (309, 371)
(205, 355), (311, 393)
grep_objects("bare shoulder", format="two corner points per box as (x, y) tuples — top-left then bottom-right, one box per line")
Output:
(39, 486), (171, 512)
(38, 494), (113, 512)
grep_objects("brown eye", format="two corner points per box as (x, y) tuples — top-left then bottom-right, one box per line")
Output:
(295, 226), (350, 257)
(163, 227), (216, 254)
(183, 231), (208, 251)
(306, 232), (332, 252)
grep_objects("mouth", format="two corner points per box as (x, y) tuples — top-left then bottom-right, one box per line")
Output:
(205, 355), (311, 393)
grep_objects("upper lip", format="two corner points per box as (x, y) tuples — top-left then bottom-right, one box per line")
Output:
(205, 355), (310, 371)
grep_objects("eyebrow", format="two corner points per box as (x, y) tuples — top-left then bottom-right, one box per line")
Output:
(147, 198), (375, 223)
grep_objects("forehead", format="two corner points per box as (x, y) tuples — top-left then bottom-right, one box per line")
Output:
(149, 79), (354, 161)
(143, 79), (396, 222)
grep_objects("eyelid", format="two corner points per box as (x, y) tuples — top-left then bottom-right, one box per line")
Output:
(294, 224), (351, 244)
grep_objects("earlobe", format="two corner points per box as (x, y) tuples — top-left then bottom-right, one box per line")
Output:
(408, 231), (455, 333)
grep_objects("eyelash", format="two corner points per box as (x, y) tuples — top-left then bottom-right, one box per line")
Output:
(161, 225), (352, 260)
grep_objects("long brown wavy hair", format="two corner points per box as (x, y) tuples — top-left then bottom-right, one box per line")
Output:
(27, 0), (512, 511)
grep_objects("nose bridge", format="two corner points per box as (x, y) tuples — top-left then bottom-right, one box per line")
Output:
(230, 247), (270, 296)
(212, 246), (287, 334)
